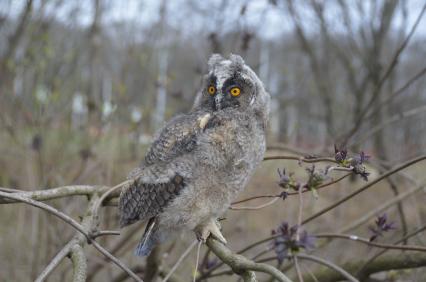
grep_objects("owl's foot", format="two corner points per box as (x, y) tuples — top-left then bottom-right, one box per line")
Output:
(195, 219), (227, 244)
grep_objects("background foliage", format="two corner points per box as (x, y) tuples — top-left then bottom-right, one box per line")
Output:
(0, 0), (425, 281)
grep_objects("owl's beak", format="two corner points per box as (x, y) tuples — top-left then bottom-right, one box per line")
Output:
(214, 93), (223, 110)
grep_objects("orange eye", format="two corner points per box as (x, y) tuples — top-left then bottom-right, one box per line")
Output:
(230, 87), (241, 97)
(208, 86), (216, 95)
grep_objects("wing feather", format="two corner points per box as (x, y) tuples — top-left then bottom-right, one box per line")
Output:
(144, 110), (211, 165)
(118, 171), (185, 227)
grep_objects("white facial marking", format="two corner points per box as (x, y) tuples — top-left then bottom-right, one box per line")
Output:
(214, 60), (233, 92)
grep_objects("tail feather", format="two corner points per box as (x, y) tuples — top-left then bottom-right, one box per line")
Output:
(135, 218), (157, 256)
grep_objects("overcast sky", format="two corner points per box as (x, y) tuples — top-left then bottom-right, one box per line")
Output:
(1, 0), (425, 40)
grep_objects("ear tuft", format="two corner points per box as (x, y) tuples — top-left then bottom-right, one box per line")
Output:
(229, 53), (245, 67)
(208, 54), (224, 69)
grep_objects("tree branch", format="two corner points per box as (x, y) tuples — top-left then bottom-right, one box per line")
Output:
(315, 233), (426, 252)
(302, 253), (426, 282)
(35, 239), (75, 282)
(70, 244), (87, 282)
(264, 155), (336, 164)
(296, 254), (358, 282)
(0, 191), (143, 282)
(206, 237), (293, 282)
(302, 155), (426, 225)
(0, 185), (108, 204)
(339, 181), (425, 233)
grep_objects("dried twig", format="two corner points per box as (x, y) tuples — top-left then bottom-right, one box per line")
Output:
(231, 173), (351, 208)
(296, 254), (358, 282)
(315, 233), (426, 252)
(162, 240), (198, 282)
(302, 253), (426, 282)
(206, 237), (293, 282)
(35, 239), (76, 282)
(0, 185), (108, 204)
(264, 155), (336, 163)
(356, 223), (426, 277)
(230, 197), (280, 210)
(293, 256), (304, 282)
(302, 155), (426, 225)
(0, 191), (143, 282)
(339, 181), (425, 233)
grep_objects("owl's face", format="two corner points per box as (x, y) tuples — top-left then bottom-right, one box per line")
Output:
(197, 54), (269, 115)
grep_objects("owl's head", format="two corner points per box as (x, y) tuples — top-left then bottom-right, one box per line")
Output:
(195, 54), (270, 118)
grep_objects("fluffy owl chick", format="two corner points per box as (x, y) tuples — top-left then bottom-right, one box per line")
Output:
(119, 54), (270, 256)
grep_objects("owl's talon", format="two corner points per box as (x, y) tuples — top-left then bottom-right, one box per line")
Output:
(195, 219), (227, 245)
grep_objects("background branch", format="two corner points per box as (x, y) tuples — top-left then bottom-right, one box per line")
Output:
(206, 237), (293, 282)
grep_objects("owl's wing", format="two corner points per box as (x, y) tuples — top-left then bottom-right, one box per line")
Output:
(120, 111), (211, 227)
(118, 166), (186, 227)
(144, 111), (211, 165)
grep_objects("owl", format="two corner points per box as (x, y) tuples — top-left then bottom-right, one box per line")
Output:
(119, 54), (270, 256)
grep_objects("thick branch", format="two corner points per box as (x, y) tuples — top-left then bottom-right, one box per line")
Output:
(0, 191), (142, 282)
(70, 245), (87, 282)
(0, 185), (108, 204)
(303, 253), (426, 282)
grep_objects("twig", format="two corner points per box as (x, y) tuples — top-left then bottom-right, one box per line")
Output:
(342, 3), (426, 142)
(232, 194), (277, 205)
(198, 248), (212, 276)
(0, 191), (143, 282)
(0, 187), (22, 193)
(92, 230), (121, 238)
(87, 224), (142, 280)
(294, 177), (305, 282)
(194, 241), (202, 282)
(206, 237), (293, 282)
(296, 254), (358, 282)
(90, 240), (143, 282)
(378, 3), (426, 84)
(0, 191), (92, 240)
(293, 256), (304, 282)
(302, 253), (426, 282)
(92, 180), (131, 217)
(356, 223), (426, 277)
(325, 166), (353, 174)
(231, 173), (351, 208)
(35, 239), (75, 282)
(296, 184), (303, 240)
(301, 263), (319, 282)
(251, 247), (273, 261)
(301, 155), (426, 225)
(339, 181), (425, 233)
(314, 173), (351, 190)
(267, 144), (320, 156)
(264, 155), (336, 163)
(0, 185), (108, 204)
(315, 233), (426, 252)
(230, 197), (280, 210)
(363, 65), (426, 120)
(162, 240), (198, 282)
(353, 104), (426, 146)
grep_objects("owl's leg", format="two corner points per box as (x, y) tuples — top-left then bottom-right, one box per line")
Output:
(195, 218), (227, 244)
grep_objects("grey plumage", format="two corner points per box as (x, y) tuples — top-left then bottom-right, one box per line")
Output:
(119, 54), (270, 256)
